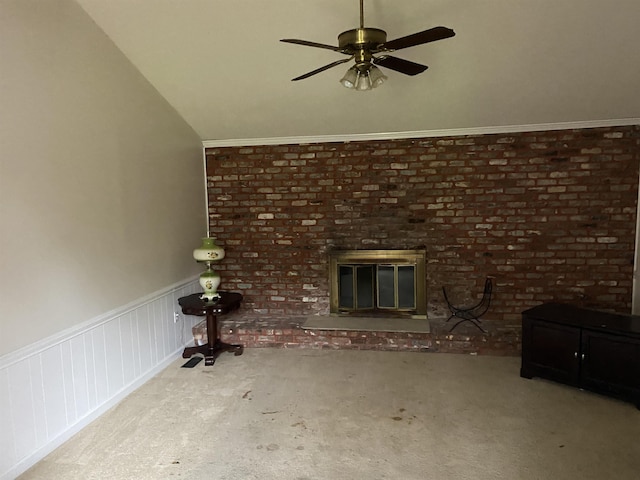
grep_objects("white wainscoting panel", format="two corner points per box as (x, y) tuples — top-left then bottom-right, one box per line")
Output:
(0, 278), (201, 480)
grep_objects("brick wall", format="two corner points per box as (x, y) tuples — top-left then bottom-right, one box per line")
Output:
(205, 125), (639, 328)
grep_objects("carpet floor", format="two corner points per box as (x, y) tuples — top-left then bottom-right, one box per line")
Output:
(19, 349), (640, 480)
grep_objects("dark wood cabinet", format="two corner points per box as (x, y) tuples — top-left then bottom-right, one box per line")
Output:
(523, 319), (581, 385)
(521, 303), (640, 409)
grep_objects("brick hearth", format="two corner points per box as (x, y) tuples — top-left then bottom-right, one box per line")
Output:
(199, 312), (522, 356)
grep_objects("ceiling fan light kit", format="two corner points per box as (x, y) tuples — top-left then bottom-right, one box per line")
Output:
(281, 0), (455, 91)
(340, 65), (387, 91)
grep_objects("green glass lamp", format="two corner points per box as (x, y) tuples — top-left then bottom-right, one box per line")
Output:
(193, 237), (225, 301)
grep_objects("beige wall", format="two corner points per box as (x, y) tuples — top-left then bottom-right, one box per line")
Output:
(0, 0), (205, 356)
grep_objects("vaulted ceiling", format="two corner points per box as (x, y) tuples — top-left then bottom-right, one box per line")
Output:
(76, 0), (640, 143)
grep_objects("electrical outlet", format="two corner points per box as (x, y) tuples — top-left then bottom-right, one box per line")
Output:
(173, 312), (180, 323)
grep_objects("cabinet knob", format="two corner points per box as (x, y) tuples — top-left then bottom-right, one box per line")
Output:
(574, 352), (578, 358)
(581, 353), (585, 360)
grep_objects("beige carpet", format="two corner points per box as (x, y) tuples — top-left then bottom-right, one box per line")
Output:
(19, 349), (640, 480)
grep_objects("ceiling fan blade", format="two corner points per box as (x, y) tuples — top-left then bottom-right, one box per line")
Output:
(291, 57), (354, 81)
(280, 38), (343, 52)
(381, 26), (455, 51)
(373, 56), (428, 76)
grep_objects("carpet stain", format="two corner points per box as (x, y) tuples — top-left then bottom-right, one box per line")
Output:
(255, 443), (281, 452)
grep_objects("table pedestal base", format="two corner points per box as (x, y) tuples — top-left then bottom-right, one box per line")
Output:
(178, 292), (244, 367)
(183, 340), (243, 366)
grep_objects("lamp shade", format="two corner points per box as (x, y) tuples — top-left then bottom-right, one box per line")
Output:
(369, 66), (387, 88)
(193, 237), (225, 262)
(339, 66), (358, 89)
(355, 71), (372, 91)
(340, 64), (387, 91)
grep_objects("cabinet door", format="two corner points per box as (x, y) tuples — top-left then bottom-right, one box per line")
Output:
(580, 330), (640, 398)
(522, 318), (581, 385)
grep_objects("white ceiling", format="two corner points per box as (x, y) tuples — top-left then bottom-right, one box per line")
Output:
(76, 0), (640, 143)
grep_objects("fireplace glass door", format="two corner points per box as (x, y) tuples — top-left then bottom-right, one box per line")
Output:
(338, 264), (417, 312)
(330, 249), (427, 317)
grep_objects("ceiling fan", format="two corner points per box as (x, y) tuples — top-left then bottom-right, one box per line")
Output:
(280, 0), (455, 91)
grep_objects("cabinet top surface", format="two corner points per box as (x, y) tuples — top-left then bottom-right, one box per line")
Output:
(178, 291), (243, 315)
(523, 302), (640, 335)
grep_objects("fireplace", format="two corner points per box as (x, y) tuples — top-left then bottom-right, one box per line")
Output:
(329, 249), (427, 317)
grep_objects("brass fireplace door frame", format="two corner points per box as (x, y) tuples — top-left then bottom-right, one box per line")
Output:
(328, 249), (427, 317)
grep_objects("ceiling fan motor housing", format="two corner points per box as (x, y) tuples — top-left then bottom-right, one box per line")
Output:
(338, 28), (387, 67)
(338, 28), (387, 52)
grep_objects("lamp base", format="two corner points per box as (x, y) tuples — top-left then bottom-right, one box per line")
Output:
(199, 267), (221, 302)
(199, 291), (221, 302)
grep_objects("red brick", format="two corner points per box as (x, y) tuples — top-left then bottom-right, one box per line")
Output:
(206, 126), (638, 329)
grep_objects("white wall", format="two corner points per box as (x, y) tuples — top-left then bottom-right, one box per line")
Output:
(0, 0), (206, 357)
(0, 1), (208, 476)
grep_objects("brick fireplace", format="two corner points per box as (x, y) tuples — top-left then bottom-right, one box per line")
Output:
(203, 125), (639, 354)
